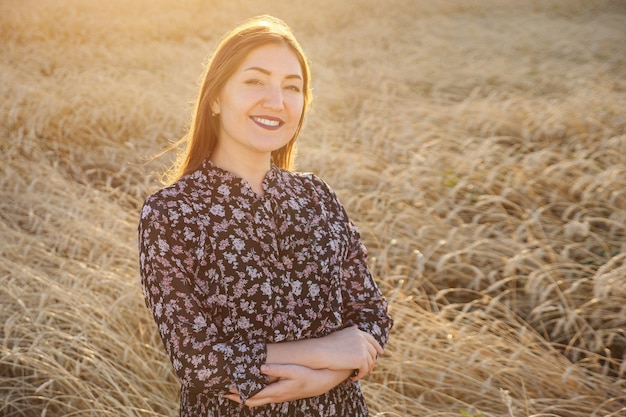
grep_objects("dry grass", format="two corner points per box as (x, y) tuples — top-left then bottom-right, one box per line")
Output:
(1, 0), (625, 416)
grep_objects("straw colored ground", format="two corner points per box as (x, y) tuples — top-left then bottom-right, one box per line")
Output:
(1, 0), (625, 416)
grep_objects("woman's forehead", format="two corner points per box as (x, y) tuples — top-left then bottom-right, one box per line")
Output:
(236, 43), (303, 78)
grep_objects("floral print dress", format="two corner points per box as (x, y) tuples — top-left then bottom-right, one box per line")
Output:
(138, 159), (392, 417)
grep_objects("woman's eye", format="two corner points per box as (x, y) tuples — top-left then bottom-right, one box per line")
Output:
(245, 79), (262, 86)
(286, 85), (301, 93)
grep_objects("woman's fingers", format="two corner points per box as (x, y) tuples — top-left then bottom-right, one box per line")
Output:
(318, 325), (384, 377)
(362, 329), (384, 355)
(351, 327), (384, 380)
(223, 385), (242, 404)
(260, 363), (285, 378)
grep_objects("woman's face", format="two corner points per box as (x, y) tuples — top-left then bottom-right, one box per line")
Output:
(211, 43), (304, 160)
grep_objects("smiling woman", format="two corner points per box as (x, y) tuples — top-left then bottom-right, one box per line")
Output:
(137, 15), (392, 417)
(2, 1), (626, 416)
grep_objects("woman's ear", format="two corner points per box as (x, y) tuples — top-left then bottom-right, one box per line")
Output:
(210, 99), (220, 116)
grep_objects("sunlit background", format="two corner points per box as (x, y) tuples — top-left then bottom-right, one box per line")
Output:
(1, 1), (625, 416)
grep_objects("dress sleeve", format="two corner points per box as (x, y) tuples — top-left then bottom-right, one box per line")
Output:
(137, 195), (268, 403)
(311, 176), (393, 349)
(340, 218), (393, 349)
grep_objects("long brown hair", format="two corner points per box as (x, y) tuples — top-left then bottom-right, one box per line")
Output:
(165, 15), (312, 183)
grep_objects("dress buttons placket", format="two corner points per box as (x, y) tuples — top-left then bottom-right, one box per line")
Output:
(255, 195), (285, 332)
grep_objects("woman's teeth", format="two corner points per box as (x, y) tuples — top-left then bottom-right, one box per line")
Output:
(252, 117), (281, 127)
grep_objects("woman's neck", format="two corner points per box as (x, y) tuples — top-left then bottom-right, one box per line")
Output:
(210, 146), (271, 196)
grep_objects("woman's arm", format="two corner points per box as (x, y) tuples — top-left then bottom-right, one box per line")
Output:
(339, 219), (393, 350)
(138, 197), (268, 402)
(265, 325), (382, 381)
(224, 365), (353, 407)
(310, 175), (393, 352)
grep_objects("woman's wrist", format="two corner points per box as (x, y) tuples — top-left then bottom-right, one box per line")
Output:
(266, 337), (328, 370)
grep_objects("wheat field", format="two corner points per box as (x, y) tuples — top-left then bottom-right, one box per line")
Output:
(1, 0), (625, 416)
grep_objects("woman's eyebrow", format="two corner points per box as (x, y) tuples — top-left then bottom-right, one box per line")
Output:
(244, 66), (303, 80)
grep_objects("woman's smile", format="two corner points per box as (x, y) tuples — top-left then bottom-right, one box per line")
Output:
(251, 115), (284, 129)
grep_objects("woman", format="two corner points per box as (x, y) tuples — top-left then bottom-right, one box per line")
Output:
(138, 15), (392, 416)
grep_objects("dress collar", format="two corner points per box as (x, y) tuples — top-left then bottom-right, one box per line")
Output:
(200, 158), (283, 199)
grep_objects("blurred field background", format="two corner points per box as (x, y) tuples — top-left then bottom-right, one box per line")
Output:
(1, 0), (625, 416)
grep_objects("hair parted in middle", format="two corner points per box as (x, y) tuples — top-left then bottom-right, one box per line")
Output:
(168, 15), (312, 183)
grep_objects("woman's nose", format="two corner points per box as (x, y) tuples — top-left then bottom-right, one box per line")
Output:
(263, 85), (284, 110)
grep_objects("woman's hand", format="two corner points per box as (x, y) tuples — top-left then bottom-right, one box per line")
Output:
(316, 325), (384, 381)
(223, 364), (352, 407)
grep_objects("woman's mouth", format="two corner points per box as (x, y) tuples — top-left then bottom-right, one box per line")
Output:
(251, 116), (283, 130)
